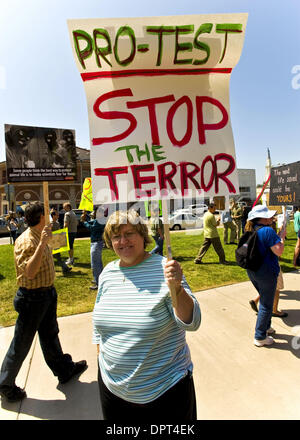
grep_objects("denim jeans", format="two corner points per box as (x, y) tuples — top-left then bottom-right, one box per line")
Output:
(91, 241), (103, 286)
(150, 236), (164, 256)
(0, 287), (74, 387)
(247, 263), (278, 340)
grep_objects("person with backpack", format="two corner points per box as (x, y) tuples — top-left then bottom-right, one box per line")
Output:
(243, 205), (286, 347)
(248, 219), (288, 318)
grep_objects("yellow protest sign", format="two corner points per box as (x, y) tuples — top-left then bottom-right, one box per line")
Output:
(49, 228), (70, 254)
(79, 177), (93, 211)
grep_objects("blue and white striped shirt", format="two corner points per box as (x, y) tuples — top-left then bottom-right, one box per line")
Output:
(92, 253), (201, 404)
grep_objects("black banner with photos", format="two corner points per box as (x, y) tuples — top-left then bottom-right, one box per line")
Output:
(5, 124), (77, 182)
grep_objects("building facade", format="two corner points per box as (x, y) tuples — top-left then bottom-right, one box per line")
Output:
(0, 147), (90, 215)
(236, 168), (256, 202)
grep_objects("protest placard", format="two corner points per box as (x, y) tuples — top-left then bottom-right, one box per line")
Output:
(67, 13), (248, 206)
(5, 124), (77, 182)
(269, 161), (300, 206)
(49, 227), (70, 254)
(78, 177), (94, 211)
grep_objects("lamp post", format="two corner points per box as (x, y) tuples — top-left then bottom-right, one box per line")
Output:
(76, 154), (83, 186)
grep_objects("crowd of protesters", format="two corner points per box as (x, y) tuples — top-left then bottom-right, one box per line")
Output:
(1, 199), (300, 421)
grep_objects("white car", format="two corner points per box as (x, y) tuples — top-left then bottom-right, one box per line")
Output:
(168, 213), (203, 230)
(187, 203), (208, 215)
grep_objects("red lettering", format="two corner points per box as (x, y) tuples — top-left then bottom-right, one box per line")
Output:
(92, 89), (230, 147)
(92, 89), (137, 145)
(214, 153), (236, 193)
(127, 95), (175, 145)
(94, 166), (128, 200)
(131, 164), (156, 198)
(196, 96), (228, 144)
(201, 155), (215, 191)
(93, 155), (236, 202)
(157, 162), (178, 192)
(166, 96), (193, 147)
(179, 162), (201, 196)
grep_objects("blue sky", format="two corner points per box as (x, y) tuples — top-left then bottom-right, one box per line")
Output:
(0, 0), (299, 184)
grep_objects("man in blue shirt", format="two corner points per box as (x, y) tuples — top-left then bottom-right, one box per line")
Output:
(81, 208), (105, 290)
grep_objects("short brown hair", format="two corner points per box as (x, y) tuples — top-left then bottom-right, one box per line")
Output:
(63, 202), (72, 210)
(25, 202), (45, 227)
(104, 210), (152, 249)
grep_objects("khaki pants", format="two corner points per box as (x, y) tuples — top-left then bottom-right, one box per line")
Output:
(233, 219), (242, 240)
(195, 237), (225, 263)
(223, 221), (236, 244)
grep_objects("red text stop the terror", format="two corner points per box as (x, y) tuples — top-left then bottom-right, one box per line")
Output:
(92, 88), (229, 147)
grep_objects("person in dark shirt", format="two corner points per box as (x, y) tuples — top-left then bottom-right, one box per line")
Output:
(241, 205), (252, 233)
(81, 209), (105, 290)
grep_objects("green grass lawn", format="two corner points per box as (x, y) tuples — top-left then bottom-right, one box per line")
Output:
(0, 223), (297, 327)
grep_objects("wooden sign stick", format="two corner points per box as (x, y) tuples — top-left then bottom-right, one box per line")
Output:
(43, 181), (50, 225)
(162, 199), (178, 308)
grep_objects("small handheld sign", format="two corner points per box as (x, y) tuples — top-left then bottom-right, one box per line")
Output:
(269, 161), (300, 206)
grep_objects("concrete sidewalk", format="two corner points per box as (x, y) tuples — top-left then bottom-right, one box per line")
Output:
(1, 270), (300, 420)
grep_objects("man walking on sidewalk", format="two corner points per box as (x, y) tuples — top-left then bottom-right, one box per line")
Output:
(194, 203), (228, 265)
(0, 202), (87, 403)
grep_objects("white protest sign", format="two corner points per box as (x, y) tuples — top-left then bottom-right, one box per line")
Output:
(68, 14), (248, 205)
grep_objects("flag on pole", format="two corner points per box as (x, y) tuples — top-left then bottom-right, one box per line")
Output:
(79, 177), (93, 211)
(252, 174), (271, 208)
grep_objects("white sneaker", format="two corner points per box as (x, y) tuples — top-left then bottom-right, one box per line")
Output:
(254, 336), (274, 347)
(267, 327), (275, 335)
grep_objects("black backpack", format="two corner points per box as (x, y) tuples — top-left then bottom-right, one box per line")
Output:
(235, 226), (264, 271)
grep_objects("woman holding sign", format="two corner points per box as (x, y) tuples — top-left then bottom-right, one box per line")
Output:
(93, 210), (201, 421)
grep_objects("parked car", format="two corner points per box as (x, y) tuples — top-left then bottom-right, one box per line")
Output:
(73, 209), (92, 237)
(187, 203), (208, 215)
(0, 217), (9, 237)
(171, 203), (207, 217)
(168, 213), (204, 230)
